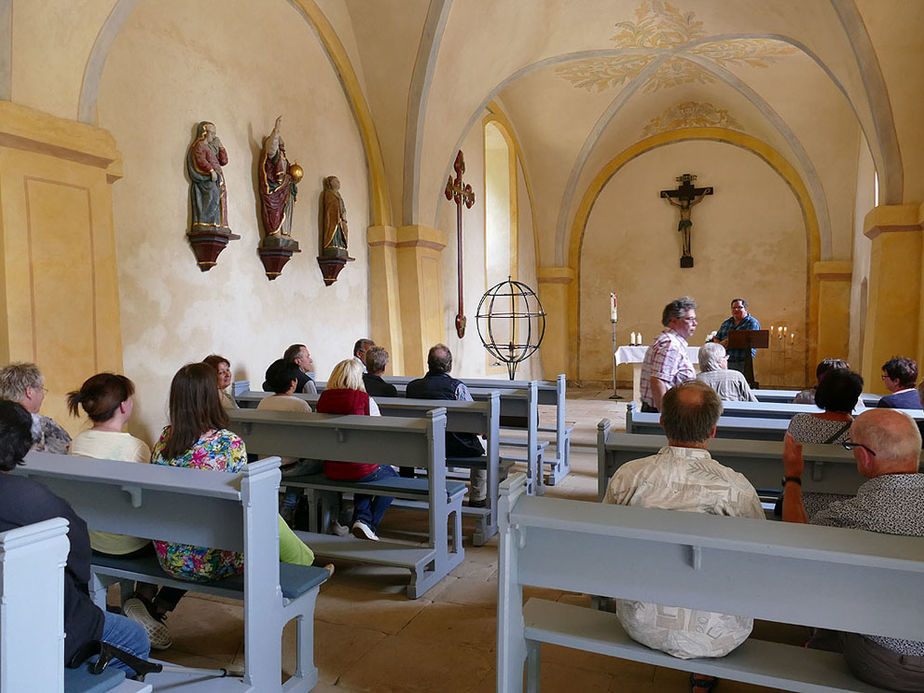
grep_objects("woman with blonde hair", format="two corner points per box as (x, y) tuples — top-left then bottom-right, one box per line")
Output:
(316, 359), (394, 541)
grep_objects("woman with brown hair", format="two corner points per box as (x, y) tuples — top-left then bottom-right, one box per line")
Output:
(152, 363), (329, 581)
(202, 354), (237, 409)
(68, 372), (183, 650)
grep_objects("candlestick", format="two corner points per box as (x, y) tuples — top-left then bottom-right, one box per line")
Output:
(610, 292), (618, 323)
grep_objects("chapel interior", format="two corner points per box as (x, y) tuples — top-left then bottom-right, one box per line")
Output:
(2, 0), (923, 690)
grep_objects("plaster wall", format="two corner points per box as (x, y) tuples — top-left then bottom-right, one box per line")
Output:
(848, 137), (875, 371)
(579, 140), (807, 386)
(97, 0), (369, 442)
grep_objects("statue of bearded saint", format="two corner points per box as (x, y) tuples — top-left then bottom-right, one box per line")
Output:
(259, 116), (300, 249)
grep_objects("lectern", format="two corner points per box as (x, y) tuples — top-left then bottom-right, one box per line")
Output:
(727, 329), (769, 388)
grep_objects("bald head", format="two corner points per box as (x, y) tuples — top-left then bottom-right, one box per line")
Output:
(660, 380), (722, 445)
(850, 409), (921, 477)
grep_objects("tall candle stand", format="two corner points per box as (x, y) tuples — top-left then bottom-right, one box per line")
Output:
(610, 319), (623, 399)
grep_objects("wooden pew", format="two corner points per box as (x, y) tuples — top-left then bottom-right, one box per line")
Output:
(754, 388), (881, 407)
(14, 451), (329, 692)
(496, 472), (924, 692)
(626, 401), (789, 441)
(233, 391), (500, 545)
(596, 419), (884, 502)
(226, 408), (462, 598)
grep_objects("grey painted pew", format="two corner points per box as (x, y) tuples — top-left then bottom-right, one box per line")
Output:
(626, 401), (789, 441)
(0, 518), (148, 693)
(310, 373), (572, 487)
(754, 388), (881, 407)
(15, 451), (328, 692)
(234, 390), (501, 545)
(496, 472), (924, 692)
(226, 408), (462, 598)
(719, 399), (924, 421)
(595, 419), (887, 502)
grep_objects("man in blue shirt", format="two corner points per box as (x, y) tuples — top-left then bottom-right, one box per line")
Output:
(713, 298), (760, 381)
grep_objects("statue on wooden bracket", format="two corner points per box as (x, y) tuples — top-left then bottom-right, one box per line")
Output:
(186, 121), (240, 271)
(257, 116), (302, 280)
(317, 175), (354, 285)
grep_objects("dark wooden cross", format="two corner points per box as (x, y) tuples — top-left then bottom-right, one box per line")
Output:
(660, 173), (713, 268)
(445, 150), (475, 338)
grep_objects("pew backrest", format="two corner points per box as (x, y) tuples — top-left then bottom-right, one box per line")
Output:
(0, 518), (70, 693)
(626, 402), (789, 440)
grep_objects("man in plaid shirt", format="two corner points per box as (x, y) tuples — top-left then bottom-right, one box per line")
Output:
(640, 297), (698, 411)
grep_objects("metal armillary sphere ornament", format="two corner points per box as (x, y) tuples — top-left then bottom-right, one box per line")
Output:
(475, 277), (546, 380)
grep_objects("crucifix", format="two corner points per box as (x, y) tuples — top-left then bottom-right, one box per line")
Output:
(445, 150), (475, 338)
(660, 173), (713, 268)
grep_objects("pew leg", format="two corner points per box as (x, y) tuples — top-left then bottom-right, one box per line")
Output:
(89, 572), (110, 611)
(283, 589), (320, 693)
(526, 640), (541, 693)
(450, 503), (463, 555)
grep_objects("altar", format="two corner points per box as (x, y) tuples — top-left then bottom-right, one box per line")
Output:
(615, 345), (701, 405)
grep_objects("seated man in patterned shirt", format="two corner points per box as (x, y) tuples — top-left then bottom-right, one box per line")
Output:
(696, 342), (757, 402)
(783, 408), (924, 691)
(640, 296), (698, 412)
(604, 380), (764, 692)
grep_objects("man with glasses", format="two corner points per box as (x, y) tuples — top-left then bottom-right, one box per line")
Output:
(640, 297), (698, 412)
(782, 409), (924, 690)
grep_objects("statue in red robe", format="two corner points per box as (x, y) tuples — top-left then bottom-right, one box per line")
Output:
(259, 116), (299, 249)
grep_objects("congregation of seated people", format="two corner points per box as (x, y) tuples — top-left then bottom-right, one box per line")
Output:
(1, 314), (922, 691)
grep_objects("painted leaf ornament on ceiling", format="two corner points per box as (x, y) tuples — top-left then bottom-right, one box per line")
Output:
(642, 101), (742, 137)
(556, 0), (797, 94)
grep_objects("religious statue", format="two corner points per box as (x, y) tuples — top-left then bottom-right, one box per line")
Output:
(660, 173), (713, 268)
(187, 121), (232, 235)
(186, 121), (239, 271)
(259, 116), (301, 250)
(319, 176), (348, 258)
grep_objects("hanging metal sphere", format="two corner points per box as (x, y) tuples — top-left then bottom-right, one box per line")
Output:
(475, 278), (546, 380)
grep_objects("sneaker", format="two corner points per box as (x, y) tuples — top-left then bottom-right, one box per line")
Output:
(123, 597), (172, 650)
(351, 521), (379, 541)
(331, 521), (350, 537)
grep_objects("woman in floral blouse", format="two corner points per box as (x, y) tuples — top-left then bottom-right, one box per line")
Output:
(152, 362), (329, 581)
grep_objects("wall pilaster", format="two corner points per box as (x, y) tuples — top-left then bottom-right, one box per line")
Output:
(366, 225), (404, 374)
(861, 204), (924, 392)
(813, 261), (852, 363)
(0, 101), (123, 432)
(537, 266), (573, 379)
(396, 224), (446, 376)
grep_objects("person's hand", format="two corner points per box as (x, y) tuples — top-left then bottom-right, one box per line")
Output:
(720, 338), (729, 348)
(209, 170), (217, 182)
(783, 432), (804, 478)
(274, 115), (283, 132)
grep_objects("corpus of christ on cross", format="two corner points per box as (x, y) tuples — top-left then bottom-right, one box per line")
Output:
(660, 173), (714, 268)
(445, 150), (475, 338)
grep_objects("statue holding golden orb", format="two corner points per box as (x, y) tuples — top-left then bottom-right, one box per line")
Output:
(258, 116), (301, 279)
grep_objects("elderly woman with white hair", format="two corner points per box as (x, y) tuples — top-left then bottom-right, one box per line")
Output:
(696, 342), (758, 402)
(0, 362), (71, 452)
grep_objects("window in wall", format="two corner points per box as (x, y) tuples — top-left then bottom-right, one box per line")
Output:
(484, 120), (518, 372)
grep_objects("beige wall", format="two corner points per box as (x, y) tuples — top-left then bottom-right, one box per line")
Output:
(848, 136), (875, 371)
(579, 140), (807, 387)
(96, 0), (370, 442)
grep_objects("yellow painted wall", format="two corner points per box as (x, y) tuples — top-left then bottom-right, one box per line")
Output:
(96, 0), (370, 442)
(578, 140), (808, 387)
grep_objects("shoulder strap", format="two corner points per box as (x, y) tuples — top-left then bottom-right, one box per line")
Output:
(823, 420), (852, 444)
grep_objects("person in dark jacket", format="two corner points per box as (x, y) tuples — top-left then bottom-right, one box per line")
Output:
(0, 400), (149, 673)
(362, 346), (398, 398)
(878, 357), (921, 409)
(406, 344), (487, 507)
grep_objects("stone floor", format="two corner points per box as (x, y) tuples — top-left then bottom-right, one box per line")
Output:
(135, 387), (803, 691)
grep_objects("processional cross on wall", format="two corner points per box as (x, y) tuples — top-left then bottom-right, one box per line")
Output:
(445, 150), (475, 338)
(660, 173), (713, 268)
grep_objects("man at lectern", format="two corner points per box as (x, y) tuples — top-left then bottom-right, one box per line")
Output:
(713, 298), (760, 377)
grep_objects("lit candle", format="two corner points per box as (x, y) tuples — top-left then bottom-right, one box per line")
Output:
(630, 331), (636, 345)
(610, 292), (618, 323)
(637, 332), (642, 345)
(790, 333), (795, 343)
(783, 326), (788, 334)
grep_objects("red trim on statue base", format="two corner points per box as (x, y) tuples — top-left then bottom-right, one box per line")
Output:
(258, 246), (301, 280)
(317, 255), (355, 286)
(187, 229), (240, 272)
